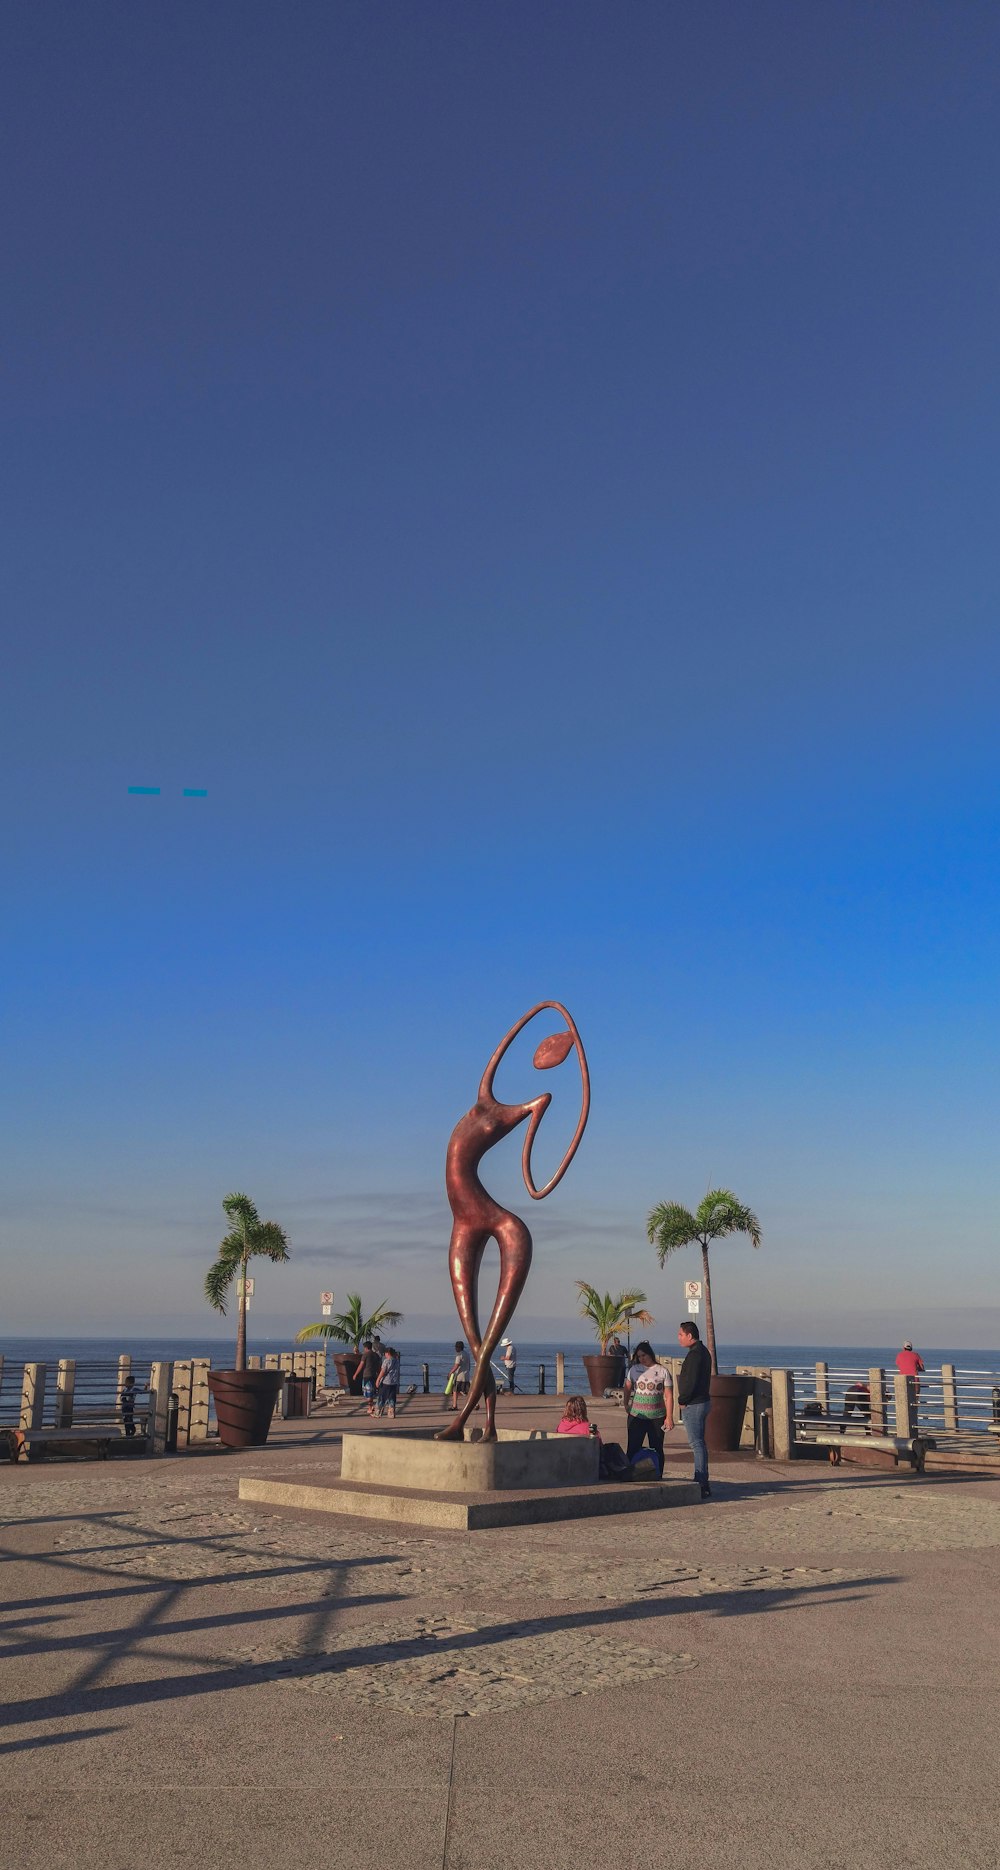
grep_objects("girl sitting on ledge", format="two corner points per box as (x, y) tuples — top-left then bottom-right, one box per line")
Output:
(556, 1394), (600, 1439)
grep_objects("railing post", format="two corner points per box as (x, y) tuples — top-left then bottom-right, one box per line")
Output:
(815, 1361), (829, 1412)
(893, 1371), (915, 1440)
(869, 1367), (886, 1436)
(555, 1352), (565, 1396)
(20, 1363), (47, 1432)
(537, 1363), (545, 1394)
(148, 1361), (172, 1454)
(941, 1363), (958, 1431)
(55, 1358), (76, 1428)
(421, 1363), (430, 1393)
(315, 1348), (327, 1390)
(770, 1369), (794, 1460)
(189, 1359), (210, 1441)
(172, 1360), (193, 1447)
(247, 1355), (261, 1370)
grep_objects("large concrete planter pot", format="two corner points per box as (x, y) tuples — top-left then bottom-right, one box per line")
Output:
(332, 1351), (364, 1396)
(208, 1369), (284, 1449)
(704, 1374), (755, 1452)
(582, 1352), (626, 1397)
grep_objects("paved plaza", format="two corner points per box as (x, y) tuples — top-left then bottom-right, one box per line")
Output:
(3, 1395), (999, 1868)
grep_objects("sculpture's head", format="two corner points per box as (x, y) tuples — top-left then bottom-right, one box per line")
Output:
(532, 1030), (574, 1070)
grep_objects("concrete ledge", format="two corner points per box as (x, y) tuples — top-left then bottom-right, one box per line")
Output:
(340, 1429), (599, 1492)
(238, 1473), (702, 1529)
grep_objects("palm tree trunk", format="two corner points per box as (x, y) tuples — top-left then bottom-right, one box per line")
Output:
(701, 1242), (718, 1375)
(236, 1253), (248, 1373)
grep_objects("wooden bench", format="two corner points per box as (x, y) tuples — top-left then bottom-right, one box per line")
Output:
(797, 1424), (935, 1473)
(3, 1421), (150, 1463)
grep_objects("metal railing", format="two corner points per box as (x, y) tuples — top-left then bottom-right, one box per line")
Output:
(0, 1359), (151, 1431)
(787, 1361), (1000, 1456)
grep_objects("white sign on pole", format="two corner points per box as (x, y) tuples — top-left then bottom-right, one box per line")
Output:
(237, 1277), (255, 1297)
(687, 1298), (700, 1315)
(322, 1304), (332, 1316)
(320, 1291), (333, 1306)
(684, 1281), (702, 1300)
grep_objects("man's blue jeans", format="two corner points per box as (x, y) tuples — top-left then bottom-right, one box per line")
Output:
(682, 1399), (711, 1489)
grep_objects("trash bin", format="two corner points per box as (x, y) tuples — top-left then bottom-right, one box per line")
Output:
(283, 1375), (312, 1419)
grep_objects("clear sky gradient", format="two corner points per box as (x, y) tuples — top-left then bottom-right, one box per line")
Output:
(3, 4), (999, 1347)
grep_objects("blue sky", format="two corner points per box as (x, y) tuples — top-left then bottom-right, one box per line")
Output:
(3, 3), (999, 1348)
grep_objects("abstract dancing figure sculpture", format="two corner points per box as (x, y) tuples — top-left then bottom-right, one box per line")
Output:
(437, 1001), (590, 1441)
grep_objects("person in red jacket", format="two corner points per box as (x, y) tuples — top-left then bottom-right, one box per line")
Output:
(896, 1340), (925, 1401)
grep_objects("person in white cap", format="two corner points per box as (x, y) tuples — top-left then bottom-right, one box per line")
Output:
(895, 1339), (925, 1404)
(501, 1338), (517, 1392)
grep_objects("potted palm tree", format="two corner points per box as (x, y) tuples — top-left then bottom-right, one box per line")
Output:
(576, 1283), (653, 1397)
(204, 1191), (290, 1448)
(646, 1188), (761, 1450)
(296, 1293), (403, 1394)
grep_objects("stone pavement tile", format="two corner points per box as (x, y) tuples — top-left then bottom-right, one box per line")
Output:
(448, 1677), (997, 1808)
(442, 1783), (992, 1870)
(2, 1692), (456, 1788)
(6, 1788), (448, 1870)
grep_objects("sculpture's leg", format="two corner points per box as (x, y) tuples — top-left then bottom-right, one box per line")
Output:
(437, 1222), (490, 1441)
(443, 1213), (532, 1442)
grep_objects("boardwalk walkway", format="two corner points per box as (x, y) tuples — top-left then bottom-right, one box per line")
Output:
(3, 1394), (998, 1868)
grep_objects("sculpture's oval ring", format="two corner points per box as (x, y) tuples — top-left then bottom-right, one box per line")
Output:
(478, 999), (590, 1202)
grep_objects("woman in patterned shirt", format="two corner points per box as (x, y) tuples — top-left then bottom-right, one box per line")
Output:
(623, 1341), (674, 1470)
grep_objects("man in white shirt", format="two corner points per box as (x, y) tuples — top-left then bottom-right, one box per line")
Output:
(501, 1339), (517, 1392)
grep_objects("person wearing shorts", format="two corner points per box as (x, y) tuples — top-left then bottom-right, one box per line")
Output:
(448, 1341), (471, 1411)
(375, 1347), (400, 1418)
(354, 1339), (380, 1415)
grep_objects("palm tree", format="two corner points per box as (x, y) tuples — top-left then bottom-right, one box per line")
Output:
(646, 1189), (761, 1374)
(204, 1192), (290, 1372)
(296, 1292), (403, 1351)
(575, 1282), (652, 1353)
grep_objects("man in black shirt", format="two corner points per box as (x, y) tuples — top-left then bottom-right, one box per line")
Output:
(354, 1339), (381, 1416)
(677, 1320), (713, 1499)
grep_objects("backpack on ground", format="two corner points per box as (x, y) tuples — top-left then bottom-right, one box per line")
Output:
(627, 1447), (662, 1481)
(599, 1440), (630, 1481)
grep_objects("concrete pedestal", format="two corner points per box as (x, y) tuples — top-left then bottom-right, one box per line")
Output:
(340, 1428), (599, 1491)
(238, 1428), (701, 1528)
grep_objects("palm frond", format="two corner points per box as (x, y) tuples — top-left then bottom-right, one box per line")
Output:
(215, 1229), (247, 1263)
(366, 1303), (403, 1333)
(646, 1202), (700, 1262)
(253, 1220), (290, 1262)
(222, 1191), (259, 1236)
(694, 1188), (762, 1247)
(205, 1257), (236, 1314)
(295, 1321), (346, 1342)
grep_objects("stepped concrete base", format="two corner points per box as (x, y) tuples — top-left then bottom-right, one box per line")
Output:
(238, 1472), (702, 1529)
(340, 1428), (599, 1491)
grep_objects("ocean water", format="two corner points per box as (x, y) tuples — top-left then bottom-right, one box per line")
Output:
(2, 1334), (999, 1395)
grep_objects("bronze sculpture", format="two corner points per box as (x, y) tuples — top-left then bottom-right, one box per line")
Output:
(437, 1001), (590, 1441)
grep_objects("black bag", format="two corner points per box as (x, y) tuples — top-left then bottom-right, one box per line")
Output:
(599, 1440), (630, 1481)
